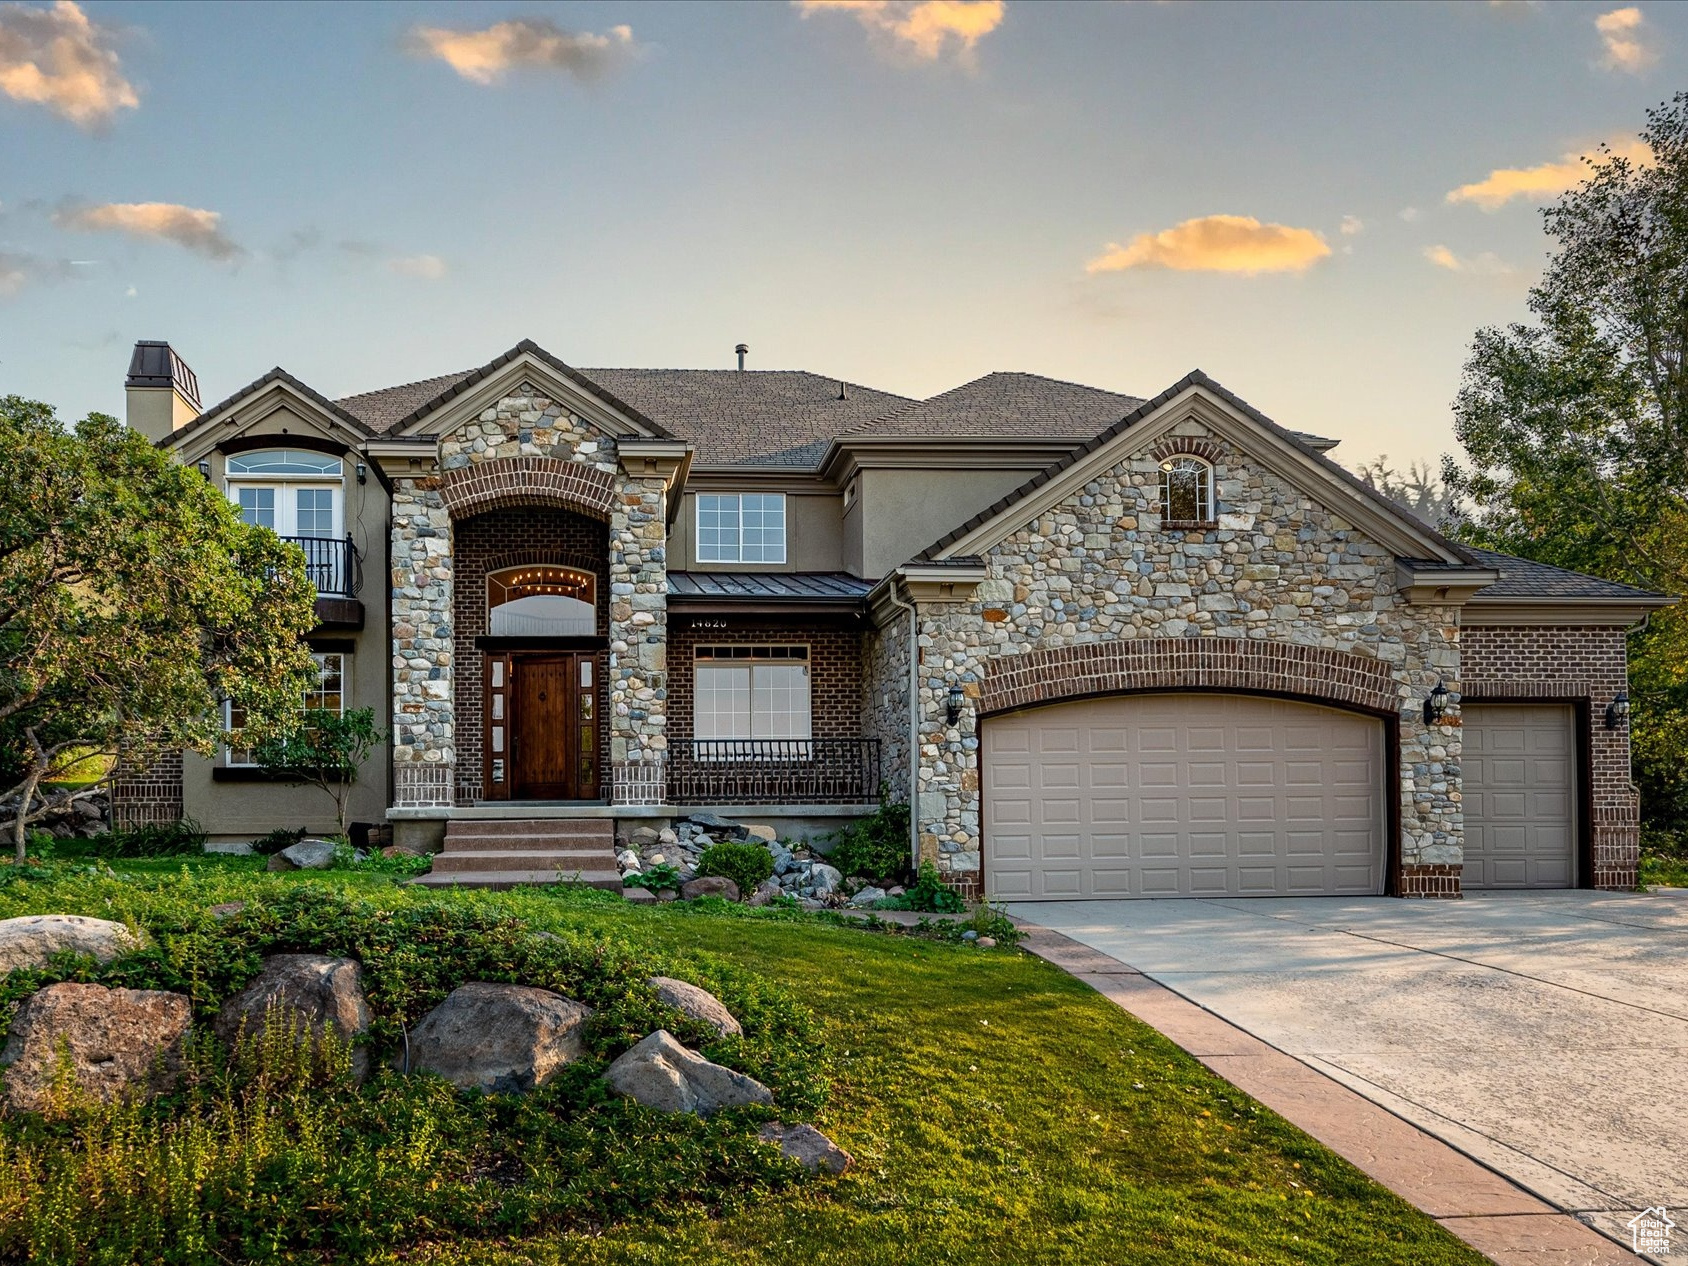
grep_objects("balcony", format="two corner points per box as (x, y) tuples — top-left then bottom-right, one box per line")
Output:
(282, 534), (363, 628)
(667, 738), (882, 806)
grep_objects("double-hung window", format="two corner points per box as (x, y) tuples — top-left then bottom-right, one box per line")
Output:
(225, 651), (347, 767)
(696, 493), (785, 563)
(693, 646), (810, 757)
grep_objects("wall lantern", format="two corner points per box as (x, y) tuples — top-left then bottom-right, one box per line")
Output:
(355, 461), (368, 485)
(946, 683), (965, 726)
(196, 459), (212, 478)
(1606, 692), (1631, 730)
(1422, 680), (1450, 725)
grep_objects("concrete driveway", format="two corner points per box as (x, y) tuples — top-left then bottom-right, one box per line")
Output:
(1007, 891), (1688, 1252)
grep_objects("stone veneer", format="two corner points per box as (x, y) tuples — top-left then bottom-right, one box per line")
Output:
(902, 420), (1463, 895)
(862, 610), (914, 803)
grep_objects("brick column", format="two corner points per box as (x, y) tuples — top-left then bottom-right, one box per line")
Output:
(608, 472), (668, 805)
(391, 475), (455, 807)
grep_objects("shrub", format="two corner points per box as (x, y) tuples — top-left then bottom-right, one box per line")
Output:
(248, 826), (306, 856)
(628, 861), (683, 892)
(695, 841), (774, 896)
(827, 798), (911, 882)
(881, 861), (966, 913)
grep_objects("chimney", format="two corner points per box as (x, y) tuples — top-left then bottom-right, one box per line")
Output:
(124, 340), (201, 442)
(735, 343), (748, 372)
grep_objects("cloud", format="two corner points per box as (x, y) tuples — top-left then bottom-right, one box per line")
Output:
(1398, 206), (1421, 222)
(1422, 244), (1515, 275)
(1339, 215), (1364, 236)
(387, 253), (446, 280)
(1086, 214), (1332, 276)
(53, 201), (243, 261)
(793, 0), (1005, 63)
(0, 0), (137, 129)
(0, 249), (71, 296)
(1446, 139), (1652, 211)
(405, 17), (636, 84)
(1595, 6), (1657, 73)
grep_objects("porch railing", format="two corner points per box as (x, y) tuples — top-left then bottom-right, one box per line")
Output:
(668, 738), (881, 806)
(281, 535), (361, 598)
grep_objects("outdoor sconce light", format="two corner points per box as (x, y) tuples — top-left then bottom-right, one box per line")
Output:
(1606, 692), (1631, 730)
(946, 683), (965, 726)
(196, 459), (211, 478)
(1422, 680), (1450, 725)
(355, 461), (368, 485)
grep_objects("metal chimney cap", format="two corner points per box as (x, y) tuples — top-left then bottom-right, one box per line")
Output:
(734, 343), (749, 354)
(125, 340), (201, 408)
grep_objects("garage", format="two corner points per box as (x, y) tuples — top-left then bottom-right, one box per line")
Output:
(1461, 704), (1577, 889)
(983, 693), (1385, 900)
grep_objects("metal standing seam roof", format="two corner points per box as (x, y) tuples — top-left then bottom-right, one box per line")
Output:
(667, 572), (875, 602)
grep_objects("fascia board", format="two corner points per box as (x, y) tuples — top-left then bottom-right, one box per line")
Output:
(396, 351), (656, 441)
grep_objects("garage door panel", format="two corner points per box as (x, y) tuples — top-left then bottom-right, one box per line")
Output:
(984, 693), (1383, 899)
(1462, 704), (1576, 891)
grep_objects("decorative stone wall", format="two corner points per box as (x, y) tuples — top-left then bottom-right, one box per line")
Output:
(1462, 624), (1639, 890)
(390, 476), (454, 805)
(900, 422), (1463, 895)
(609, 474), (670, 805)
(861, 610), (914, 804)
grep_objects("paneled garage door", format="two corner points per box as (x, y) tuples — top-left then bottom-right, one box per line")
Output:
(1461, 704), (1577, 889)
(984, 693), (1384, 900)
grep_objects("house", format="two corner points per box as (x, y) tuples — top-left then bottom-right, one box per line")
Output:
(113, 338), (1671, 899)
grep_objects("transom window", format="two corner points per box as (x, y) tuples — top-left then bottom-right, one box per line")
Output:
(227, 449), (344, 540)
(487, 566), (596, 637)
(225, 651), (346, 766)
(696, 493), (786, 564)
(1159, 456), (1215, 525)
(693, 645), (811, 744)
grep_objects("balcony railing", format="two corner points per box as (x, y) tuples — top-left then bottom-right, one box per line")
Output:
(668, 738), (881, 806)
(282, 535), (361, 598)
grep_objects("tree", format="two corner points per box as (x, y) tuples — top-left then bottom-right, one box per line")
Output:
(1443, 94), (1688, 833)
(1, 397), (320, 860)
(1356, 455), (1461, 530)
(252, 706), (384, 839)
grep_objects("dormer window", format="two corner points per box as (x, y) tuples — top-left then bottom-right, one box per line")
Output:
(697, 493), (786, 564)
(1159, 455), (1214, 526)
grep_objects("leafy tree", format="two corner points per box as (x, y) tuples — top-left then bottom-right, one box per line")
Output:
(1443, 94), (1688, 832)
(0, 398), (319, 860)
(252, 706), (384, 839)
(1356, 455), (1461, 530)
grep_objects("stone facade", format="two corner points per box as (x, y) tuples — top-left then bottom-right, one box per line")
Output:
(862, 607), (914, 803)
(608, 475), (670, 804)
(390, 476), (454, 806)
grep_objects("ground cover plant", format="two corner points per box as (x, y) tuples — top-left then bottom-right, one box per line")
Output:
(0, 859), (1488, 1265)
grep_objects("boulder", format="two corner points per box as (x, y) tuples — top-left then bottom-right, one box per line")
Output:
(215, 954), (373, 1077)
(748, 878), (783, 908)
(0, 914), (147, 974)
(405, 982), (592, 1094)
(604, 1029), (772, 1116)
(615, 849), (641, 869)
(1, 982), (191, 1112)
(759, 1122), (853, 1174)
(628, 826), (661, 848)
(381, 844), (425, 859)
(977, 936), (997, 949)
(649, 976), (743, 1039)
(848, 886), (888, 908)
(767, 841), (795, 876)
(809, 863), (843, 897)
(743, 824), (778, 843)
(684, 813), (750, 842)
(657, 827), (679, 845)
(74, 800), (104, 821)
(681, 875), (740, 902)
(267, 839), (338, 871)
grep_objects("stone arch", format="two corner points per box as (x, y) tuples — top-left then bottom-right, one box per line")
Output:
(977, 638), (1400, 718)
(440, 456), (616, 522)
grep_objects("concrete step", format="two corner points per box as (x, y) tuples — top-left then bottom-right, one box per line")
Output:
(410, 868), (624, 892)
(446, 819), (612, 840)
(439, 833), (617, 854)
(430, 850), (618, 875)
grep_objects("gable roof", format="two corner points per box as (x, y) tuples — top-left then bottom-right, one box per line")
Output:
(337, 371), (472, 434)
(163, 366), (372, 451)
(918, 369), (1478, 565)
(846, 371), (1145, 441)
(1464, 547), (1669, 602)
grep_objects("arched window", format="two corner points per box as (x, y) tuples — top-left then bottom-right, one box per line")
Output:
(226, 449), (344, 539)
(1159, 455), (1214, 525)
(487, 566), (597, 637)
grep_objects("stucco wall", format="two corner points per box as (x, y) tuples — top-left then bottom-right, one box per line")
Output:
(670, 488), (843, 573)
(851, 466), (1055, 580)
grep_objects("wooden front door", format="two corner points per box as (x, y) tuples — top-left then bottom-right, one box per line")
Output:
(485, 652), (600, 801)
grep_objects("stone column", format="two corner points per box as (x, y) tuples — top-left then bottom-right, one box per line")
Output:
(608, 472), (668, 805)
(390, 475), (455, 807)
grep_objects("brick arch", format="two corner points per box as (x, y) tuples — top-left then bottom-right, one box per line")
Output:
(978, 639), (1400, 718)
(441, 456), (616, 522)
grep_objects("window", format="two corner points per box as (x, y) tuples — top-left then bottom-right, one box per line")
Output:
(487, 566), (596, 637)
(693, 646), (810, 750)
(227, 449), (344, 539)
(696, 493), (786, 563)
(1159, 456), (1214, 525)
(225, 651), (346, 766)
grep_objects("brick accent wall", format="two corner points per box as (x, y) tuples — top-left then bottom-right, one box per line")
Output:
(110, 751), (184, 828)
(668, 620), (864, 750)
(1399, 863), (1462, 898)
(441, 455), (615, 522)
(1461, 624), (1638, 890)
(451, 506), (610, 805)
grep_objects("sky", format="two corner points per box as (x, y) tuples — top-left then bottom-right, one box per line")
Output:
(0, 0), (1682, 469)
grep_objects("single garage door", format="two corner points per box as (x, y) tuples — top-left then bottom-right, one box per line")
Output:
(984, 693), (1384, 900)
(1461, 704), (1577, 889)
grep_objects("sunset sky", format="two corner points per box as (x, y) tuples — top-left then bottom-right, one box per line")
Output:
(1, 0), (1682, 467)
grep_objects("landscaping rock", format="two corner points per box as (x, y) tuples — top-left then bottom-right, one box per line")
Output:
(0, 914), (147, 974)
(209, 902), (246, 920)
(381, 844), (425, 859)
(622, 886), (657, 905)
(406, 983), (592, 1094)
(681, 875), (740, 902)
(810, 863), (842, 897)
(215, 954), (374, 1077)
(74, 799), (103, 821)
(685, 813), (750, 841)
(1, 982), (191, 1112)
(629, 827), (660, 848)
(767, 841), (794, 875)
(615, 849), (640, 869)
(848, 886), (887, 908)
(748, 878), (783, 908)
(267, 839), (337, 871)
(759, 1122), (853, 1175)
(604, 1029), (772, 1116)
(977, 936), (997, 948)
(649, 976), (743, 1039)
(658, 827), (678, 845)
(744, 824), (778, 843)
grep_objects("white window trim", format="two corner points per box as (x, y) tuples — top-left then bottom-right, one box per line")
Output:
(694, 492), (787, 565)
(227, 450), (346, 540)
(692, 645), (811, 749)
(225, 651), (349, 767)
(1158, 455), (1216, 525)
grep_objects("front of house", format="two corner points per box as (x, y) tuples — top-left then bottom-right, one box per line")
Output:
(114, 338), (1670, 899)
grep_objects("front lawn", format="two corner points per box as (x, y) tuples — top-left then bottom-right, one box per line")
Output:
(0, 860), (1485, 1265)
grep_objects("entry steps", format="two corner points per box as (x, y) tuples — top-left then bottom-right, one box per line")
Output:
(409, 818), (622, 891)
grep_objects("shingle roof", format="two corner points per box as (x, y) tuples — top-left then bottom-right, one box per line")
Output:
(337, 372), (473, 433)
(845, 371), (1145, 440)
(1465, 547), (1669, 602)
(164, 366), (372, 451)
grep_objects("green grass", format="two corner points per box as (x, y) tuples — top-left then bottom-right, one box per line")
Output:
(1641, 852), (1688, 888)
(0, 860), (1485, 1266)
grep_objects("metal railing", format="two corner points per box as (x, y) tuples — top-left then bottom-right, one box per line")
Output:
(668, 738), (881, 805)
(282, 535), (361, 598)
